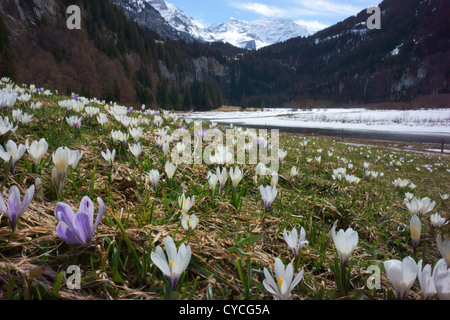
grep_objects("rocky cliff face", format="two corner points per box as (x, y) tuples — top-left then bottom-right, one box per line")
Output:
(112, 0), (194, 41)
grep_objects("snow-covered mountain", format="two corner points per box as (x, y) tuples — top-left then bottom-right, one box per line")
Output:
(146, 0), (217, 42)
(115, 0), (310, 49)
(207, 17), (311, 50)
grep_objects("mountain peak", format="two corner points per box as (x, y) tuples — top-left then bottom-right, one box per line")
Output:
(117, 0), (310, 49)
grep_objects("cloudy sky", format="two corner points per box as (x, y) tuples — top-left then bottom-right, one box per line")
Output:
(167, 0), (381, 32)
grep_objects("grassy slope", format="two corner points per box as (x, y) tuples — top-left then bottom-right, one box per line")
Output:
(0, 82), (448, 300)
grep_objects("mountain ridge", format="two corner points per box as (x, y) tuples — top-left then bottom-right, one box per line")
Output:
(115, 0), (311, 50)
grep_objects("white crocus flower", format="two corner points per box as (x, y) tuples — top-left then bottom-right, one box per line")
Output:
(430, 213), (447, 229)
(383, 256), (418, 300)
(436, 235), (450, 267)
(255, 162), (267, 178)
(263, 258), (304, 300)
(283, 227), (308, 257)
(148, 169), (160, 191)
(440, 193), (449, 200)
(101, 148), (116, 165)
(181, 214), (199, 230)
(405, 197), (421, 215)
(0, 140), (26, 173)
(12, 109), (23, 122)
(129, 143), (143, 161)
(331, 222), (358, 265)
(417, 197), (436, 216)
(433, 258), (450, 300)
(26, 138), (48, 166)
(51, 146), (71, 194)
(404, 192), (414, 203)
(290, 166), (299, 180)
(207, 171), (218, 193)
(315, 156), (321, 165)
(129, 127), (143, 142)
(278, 149), (287, 161)
(0, 116), (17, 136)
(150, 236), (191, 291)
(217, 167), (227, 192)
(97, 113), (108, 127)
(270, 172), (278, 189)
(410, 215), (421, 253)
(229, 166), (243, 190)
(67, 150), (83, 170)
(162, 142), (170, 157)
(178, 193), (195, 215)
(417, 259), (436, 300)
(165, 161), (177, 180)
(259, 185), (277, 210)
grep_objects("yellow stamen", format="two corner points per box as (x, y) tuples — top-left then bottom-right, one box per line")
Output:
(278, 276), (284, 289)
(170, 260), (174, 271)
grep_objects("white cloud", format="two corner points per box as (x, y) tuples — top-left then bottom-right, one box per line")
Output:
(294, 19), (329, 33)
(227, 0), (371, 18)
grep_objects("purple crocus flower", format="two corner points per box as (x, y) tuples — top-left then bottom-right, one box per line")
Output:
(0, 185), (35, 229)
(55, 196), (105, 246)
(71, 93), (78, 100)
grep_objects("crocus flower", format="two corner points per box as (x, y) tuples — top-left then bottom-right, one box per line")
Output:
(331, 222), (358, 265)
(66, 116), (82, 131)
(181, 214), (199, 230)
(417, 197), (436, 216)
(430, 213), (447, 229)
(289, 166), (299, 180)
(315, 156), (321, 165)
(97, 113), (108, 127)
(433, 258), (450, 300)
(178, 193), (195, 215)
(436, 235), (450, 267)
(151, 236), (191, 291)
(259, 185), (277, 210)
(407, 197), (436, 217)
(129, 127), (143, 142)
(101, 148), (116, 165)
(417, 259), (436, 300)
(384, 256), (417, 300)
(0, 116), (17, 136)
(175, 142), (186, 158)
(68, 150), (83, 169)
(255, 162), (267, 178)
(26, 138), (48, 166)
(229, 166), (243, 190)
(148, 169), (160, 191)
(410, 215), (422, 254)
(283, 227), (308, 257)
(271, 172), (278, 188)
(278, 149), (287, 162)
(51, 146), (71, 194)
(440, 193), (449, 201)
(0, 185), (35, 229)
(217, 167), (227, 192)
(55, 196), (105, 246)
(0, 140), (26, 173)
(263, 258), (304, 300)
(129, 143), (143, 161)
(165, 161), (177, 180)
(207, 171), (218, 193)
